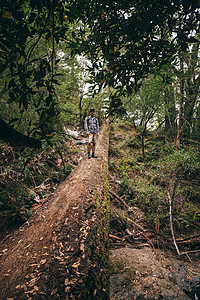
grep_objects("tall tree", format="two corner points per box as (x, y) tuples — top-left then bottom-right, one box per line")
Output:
(70, 0), (199, 93)
(125, 75), (167, 158)
(164, 85), (177, 135)
(176, 55), (184, 150)
(0, 0), (199, 147)
(183, 29), (200, 139)
(0, 0), (68, 146)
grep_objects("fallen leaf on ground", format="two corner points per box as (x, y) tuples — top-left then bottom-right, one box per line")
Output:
(65, 286), (71, 292)
(31, 203), (42, 210)
(80, 244), (84, 252)
(51, 288), (57, 295)
(16, 285), (21, 289)
(55, 256), (63, 261)
(40, 259), (46, 265)
(72, 262), (80, 268)
(78, 279), (83, 284)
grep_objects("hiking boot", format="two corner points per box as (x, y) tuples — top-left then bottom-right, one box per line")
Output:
(92, 153), (97, 158)
(88, 153), (91, 159)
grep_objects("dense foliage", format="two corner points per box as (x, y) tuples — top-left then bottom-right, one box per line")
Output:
(109, 120), (200, 246)
(0, 0), (199, 248)
(0, 0), (199, 143)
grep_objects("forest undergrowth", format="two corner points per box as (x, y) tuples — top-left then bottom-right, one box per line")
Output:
(109, 120), (200, 256)
(1, 118), (200, 256)
(0, 128), (87, 239)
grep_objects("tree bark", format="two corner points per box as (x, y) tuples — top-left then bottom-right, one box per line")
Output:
(164, 87), (176, 134)
(141, 124), (147, 159)
(176, 58), (184, 150)
(79, 95), (83, 127)
(0, 116), (41, 148)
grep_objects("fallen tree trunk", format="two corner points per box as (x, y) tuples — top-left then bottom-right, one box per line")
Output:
(0, 121), (110, 299)
(0, 116), (41, 148)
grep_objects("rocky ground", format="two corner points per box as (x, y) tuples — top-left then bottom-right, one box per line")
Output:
(110, 246), (200, 299)
(108, 121), (200, 300)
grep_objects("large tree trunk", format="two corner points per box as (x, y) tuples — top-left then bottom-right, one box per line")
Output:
(176, 58), (184, 150)
(79, 95), (83, 127)
(183, 93), (196, 139)
(182, 31), (200, 140)
(0, 116), (41, 148)
(164, 87), (176, 134)
(141, 124), (147, 159)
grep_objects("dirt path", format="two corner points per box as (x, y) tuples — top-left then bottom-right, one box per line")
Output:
(0, 122), (110, 299)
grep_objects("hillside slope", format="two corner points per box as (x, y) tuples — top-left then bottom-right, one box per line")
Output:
(109, 120), (200, 300)
(0, 121), (110, 299)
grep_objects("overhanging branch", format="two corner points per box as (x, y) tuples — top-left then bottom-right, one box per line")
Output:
(0, 116), (42, 148)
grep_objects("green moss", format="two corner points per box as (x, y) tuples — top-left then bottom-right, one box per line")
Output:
(71, 148), (81, 154)
(86, 162), (110, 299)
(110, 257), (136, 290)
(109, 144), (121, 157)
(110, 257), (126, 274)
(74, 128), (110, 299)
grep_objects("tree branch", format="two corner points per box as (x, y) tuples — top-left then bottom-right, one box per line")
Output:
(168, 191), (180, 256)
(0, 116), (41, 148)
(109, 190), (130, 210)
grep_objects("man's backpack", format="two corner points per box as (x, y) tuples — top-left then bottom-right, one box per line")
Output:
(87, 116), (97, 130)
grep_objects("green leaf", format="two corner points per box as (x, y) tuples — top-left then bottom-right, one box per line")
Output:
(8, 118), (19, 124)
(28, 13), (35, 24)
(9, 91), (16, 101)
(55, 34), (59, 44)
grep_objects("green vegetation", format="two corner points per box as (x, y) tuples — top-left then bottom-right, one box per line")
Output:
(0, 0), (199, 249)
(110, 257), (136, 291)
(0, 135), (85, 233)
(109, 120), (200, 238)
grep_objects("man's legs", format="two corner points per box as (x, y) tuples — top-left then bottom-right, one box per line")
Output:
(88, 134), (93, 158)
(92, 141), (96, 154)
(92, 135), (97, 158)
(87, 142), (91, 158)
(88, 134), (97, 158)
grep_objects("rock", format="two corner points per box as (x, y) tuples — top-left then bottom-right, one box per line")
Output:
(64, 127), (80, 139)
(110, 247), (200, 299)
(75, 140), (88, 145)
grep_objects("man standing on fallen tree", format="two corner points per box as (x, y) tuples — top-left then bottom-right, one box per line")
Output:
(84, 108), (99, 159)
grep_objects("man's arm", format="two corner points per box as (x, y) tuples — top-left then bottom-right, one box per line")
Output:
(96, 118), (99, 135)
(84, 117), (89, 134)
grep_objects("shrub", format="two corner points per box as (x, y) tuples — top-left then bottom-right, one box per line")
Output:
(133, 179), (168, 229)
(127, 136), (140, 149)
(155, 147), (200, 177)
(175, 203), (200, 231)
(109, 145), (121, 157)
